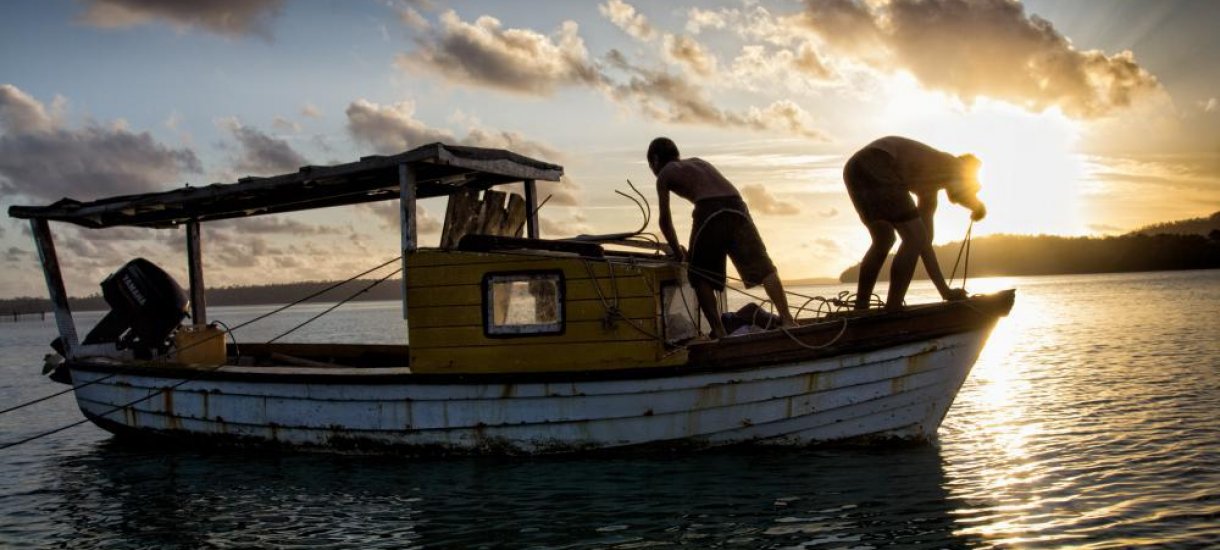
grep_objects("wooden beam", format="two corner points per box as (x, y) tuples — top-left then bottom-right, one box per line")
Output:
(30, 220), (79, 355)
(399, 162), (417, 319)
(523, 179), (539, 239)
(186, 219), (206, 325)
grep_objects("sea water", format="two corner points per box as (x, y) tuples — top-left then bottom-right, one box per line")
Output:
(0, 271), (1216, 548)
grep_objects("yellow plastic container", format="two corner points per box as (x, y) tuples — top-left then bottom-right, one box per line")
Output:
(173, 324), (227, 364)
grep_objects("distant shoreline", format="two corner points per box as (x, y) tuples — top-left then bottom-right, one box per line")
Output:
(838, 232), (1220, 283)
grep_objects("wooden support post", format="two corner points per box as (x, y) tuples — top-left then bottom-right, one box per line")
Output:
(399, 162), (417, 319)
(30, 219), (79, 356)
(523, 179), (539, 239)
(186, 219), (206, 325)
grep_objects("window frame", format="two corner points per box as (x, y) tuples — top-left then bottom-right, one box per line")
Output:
(481, 270), (566, 338)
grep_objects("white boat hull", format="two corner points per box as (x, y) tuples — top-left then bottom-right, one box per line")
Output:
(68, 328), (991, 454)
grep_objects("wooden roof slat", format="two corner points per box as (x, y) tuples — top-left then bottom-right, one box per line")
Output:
(7, 142), (562, 229)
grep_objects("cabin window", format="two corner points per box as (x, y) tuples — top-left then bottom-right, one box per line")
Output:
(483, 271), (564, 336)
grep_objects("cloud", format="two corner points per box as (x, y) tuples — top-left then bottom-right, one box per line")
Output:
(451, 111), (561, 160)
(363, 200), (442, 234)
(4, 246), (32, 263)
(271, 116), (301, 133)
(218, 117), (308, 176)
(396, 11), (603, 96)
(606, 51), (826, 139)
(399, 6), (430, 31)
(346, 99), (563, 163)
(799, 0), (1162, 118)
(741, 184), (800, 215)
(729, 44), (834, 93)
(540, 214), (592, 237)
(686, 8), (727, 34)
(819, 207), (838, 218)
(600, 0), (654, 41)
(76, 0), (284, 38)
(301, 103), (322, 119)
(663, 34), (718, 77)
(345, 99), (455, 155)
(398, 11), (825, 139)
(0, 84), (201, 202)
(538, 175), (581, 207)
(598, 1), (717, 77)
(0, 85), (56, 134)
(1201, 98), (1218, 114)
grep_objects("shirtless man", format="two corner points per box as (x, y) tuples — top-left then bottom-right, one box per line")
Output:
(649, 137), (797, 338)
(843, 136), (987, 311)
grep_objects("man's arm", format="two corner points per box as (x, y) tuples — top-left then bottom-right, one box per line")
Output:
(656, 177), (684, 260)
(916, 190), (938, 241)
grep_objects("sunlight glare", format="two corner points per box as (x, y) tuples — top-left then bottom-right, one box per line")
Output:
(879, 75), (1088, 239)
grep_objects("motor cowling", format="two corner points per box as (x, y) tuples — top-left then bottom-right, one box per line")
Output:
(80, 258), (189, 358)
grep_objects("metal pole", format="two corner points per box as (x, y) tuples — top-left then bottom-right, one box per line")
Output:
(186, 219), (206, 325)
(523, 179), (539, 239)
(399, 162), (417, 319)
(30, 219), (79, 356)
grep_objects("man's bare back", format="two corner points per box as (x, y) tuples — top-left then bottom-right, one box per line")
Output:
(656, 158), (740, 203)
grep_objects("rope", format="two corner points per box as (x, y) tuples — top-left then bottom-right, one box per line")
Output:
(949, 220), (974, 289)
(778, 317), (849, 351)
(0, 256), (403, 449)
(581, 260), (663, 341)
(265, 268), (402, 344)
(0, 369), (211, 451)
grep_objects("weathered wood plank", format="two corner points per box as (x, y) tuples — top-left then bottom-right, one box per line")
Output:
(406, 279), (656, 307)
(407, 297), (658, 328)
(411, 318), (659, 349)
(410, 340), (673, 373)
(504, 193), (527, 237)
(440, 189), (480, 249)
(406, 260), (657, 287)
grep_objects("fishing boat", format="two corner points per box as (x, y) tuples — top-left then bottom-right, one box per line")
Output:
(8, 143), (1014, 454)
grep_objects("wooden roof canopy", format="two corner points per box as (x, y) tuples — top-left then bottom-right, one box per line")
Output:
(7, 143), (563, 229)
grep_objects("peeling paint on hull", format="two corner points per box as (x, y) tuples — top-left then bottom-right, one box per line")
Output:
(70, 330), (992, 455)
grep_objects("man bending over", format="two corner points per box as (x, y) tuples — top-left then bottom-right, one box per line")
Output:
(843, 136), (987, 311)
(649, 137), (796, 338)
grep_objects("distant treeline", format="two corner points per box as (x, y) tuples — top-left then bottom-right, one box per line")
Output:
(839, 232), (1220, 282)
(1131, 211), (1220, 237)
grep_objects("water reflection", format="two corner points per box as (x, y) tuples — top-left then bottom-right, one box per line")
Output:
(49, 441), (982, 548)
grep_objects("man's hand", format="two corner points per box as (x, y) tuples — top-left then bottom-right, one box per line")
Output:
(942, 288), (969, 301)
(970, 202), (987, 222)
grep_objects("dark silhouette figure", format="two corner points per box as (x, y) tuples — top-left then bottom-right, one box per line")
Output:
(843, 136), (987, 310)
(650, 137), (796, 337)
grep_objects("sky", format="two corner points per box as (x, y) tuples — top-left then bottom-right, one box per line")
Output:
(1, 0), (1217, 299)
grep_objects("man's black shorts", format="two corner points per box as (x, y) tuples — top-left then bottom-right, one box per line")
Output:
(688, 196), (777, 292)
(843, 148), (920, 224)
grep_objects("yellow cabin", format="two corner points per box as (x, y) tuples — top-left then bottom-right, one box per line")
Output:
(406, 247), (693, 373)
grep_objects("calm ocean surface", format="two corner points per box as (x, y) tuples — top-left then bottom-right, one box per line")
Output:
(1, 270), (1217, 548)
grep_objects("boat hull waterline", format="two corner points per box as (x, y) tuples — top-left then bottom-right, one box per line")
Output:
(68, 328), (994, 454)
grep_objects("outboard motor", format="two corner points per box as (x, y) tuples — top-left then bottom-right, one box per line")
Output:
(79, 258), (189, 359)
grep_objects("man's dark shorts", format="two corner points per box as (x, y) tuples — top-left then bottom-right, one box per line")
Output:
(688, 196), (777, 292)
(843, 148), (919, 224)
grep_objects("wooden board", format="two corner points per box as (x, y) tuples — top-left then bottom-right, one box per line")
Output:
(411, 318), (660, 349)
(407, 282), (657, 308)
(410, 340), (683, 373)
(408, 296), (658, 328)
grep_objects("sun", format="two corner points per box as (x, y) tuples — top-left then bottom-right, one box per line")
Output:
(877, 75), (1088, 240)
